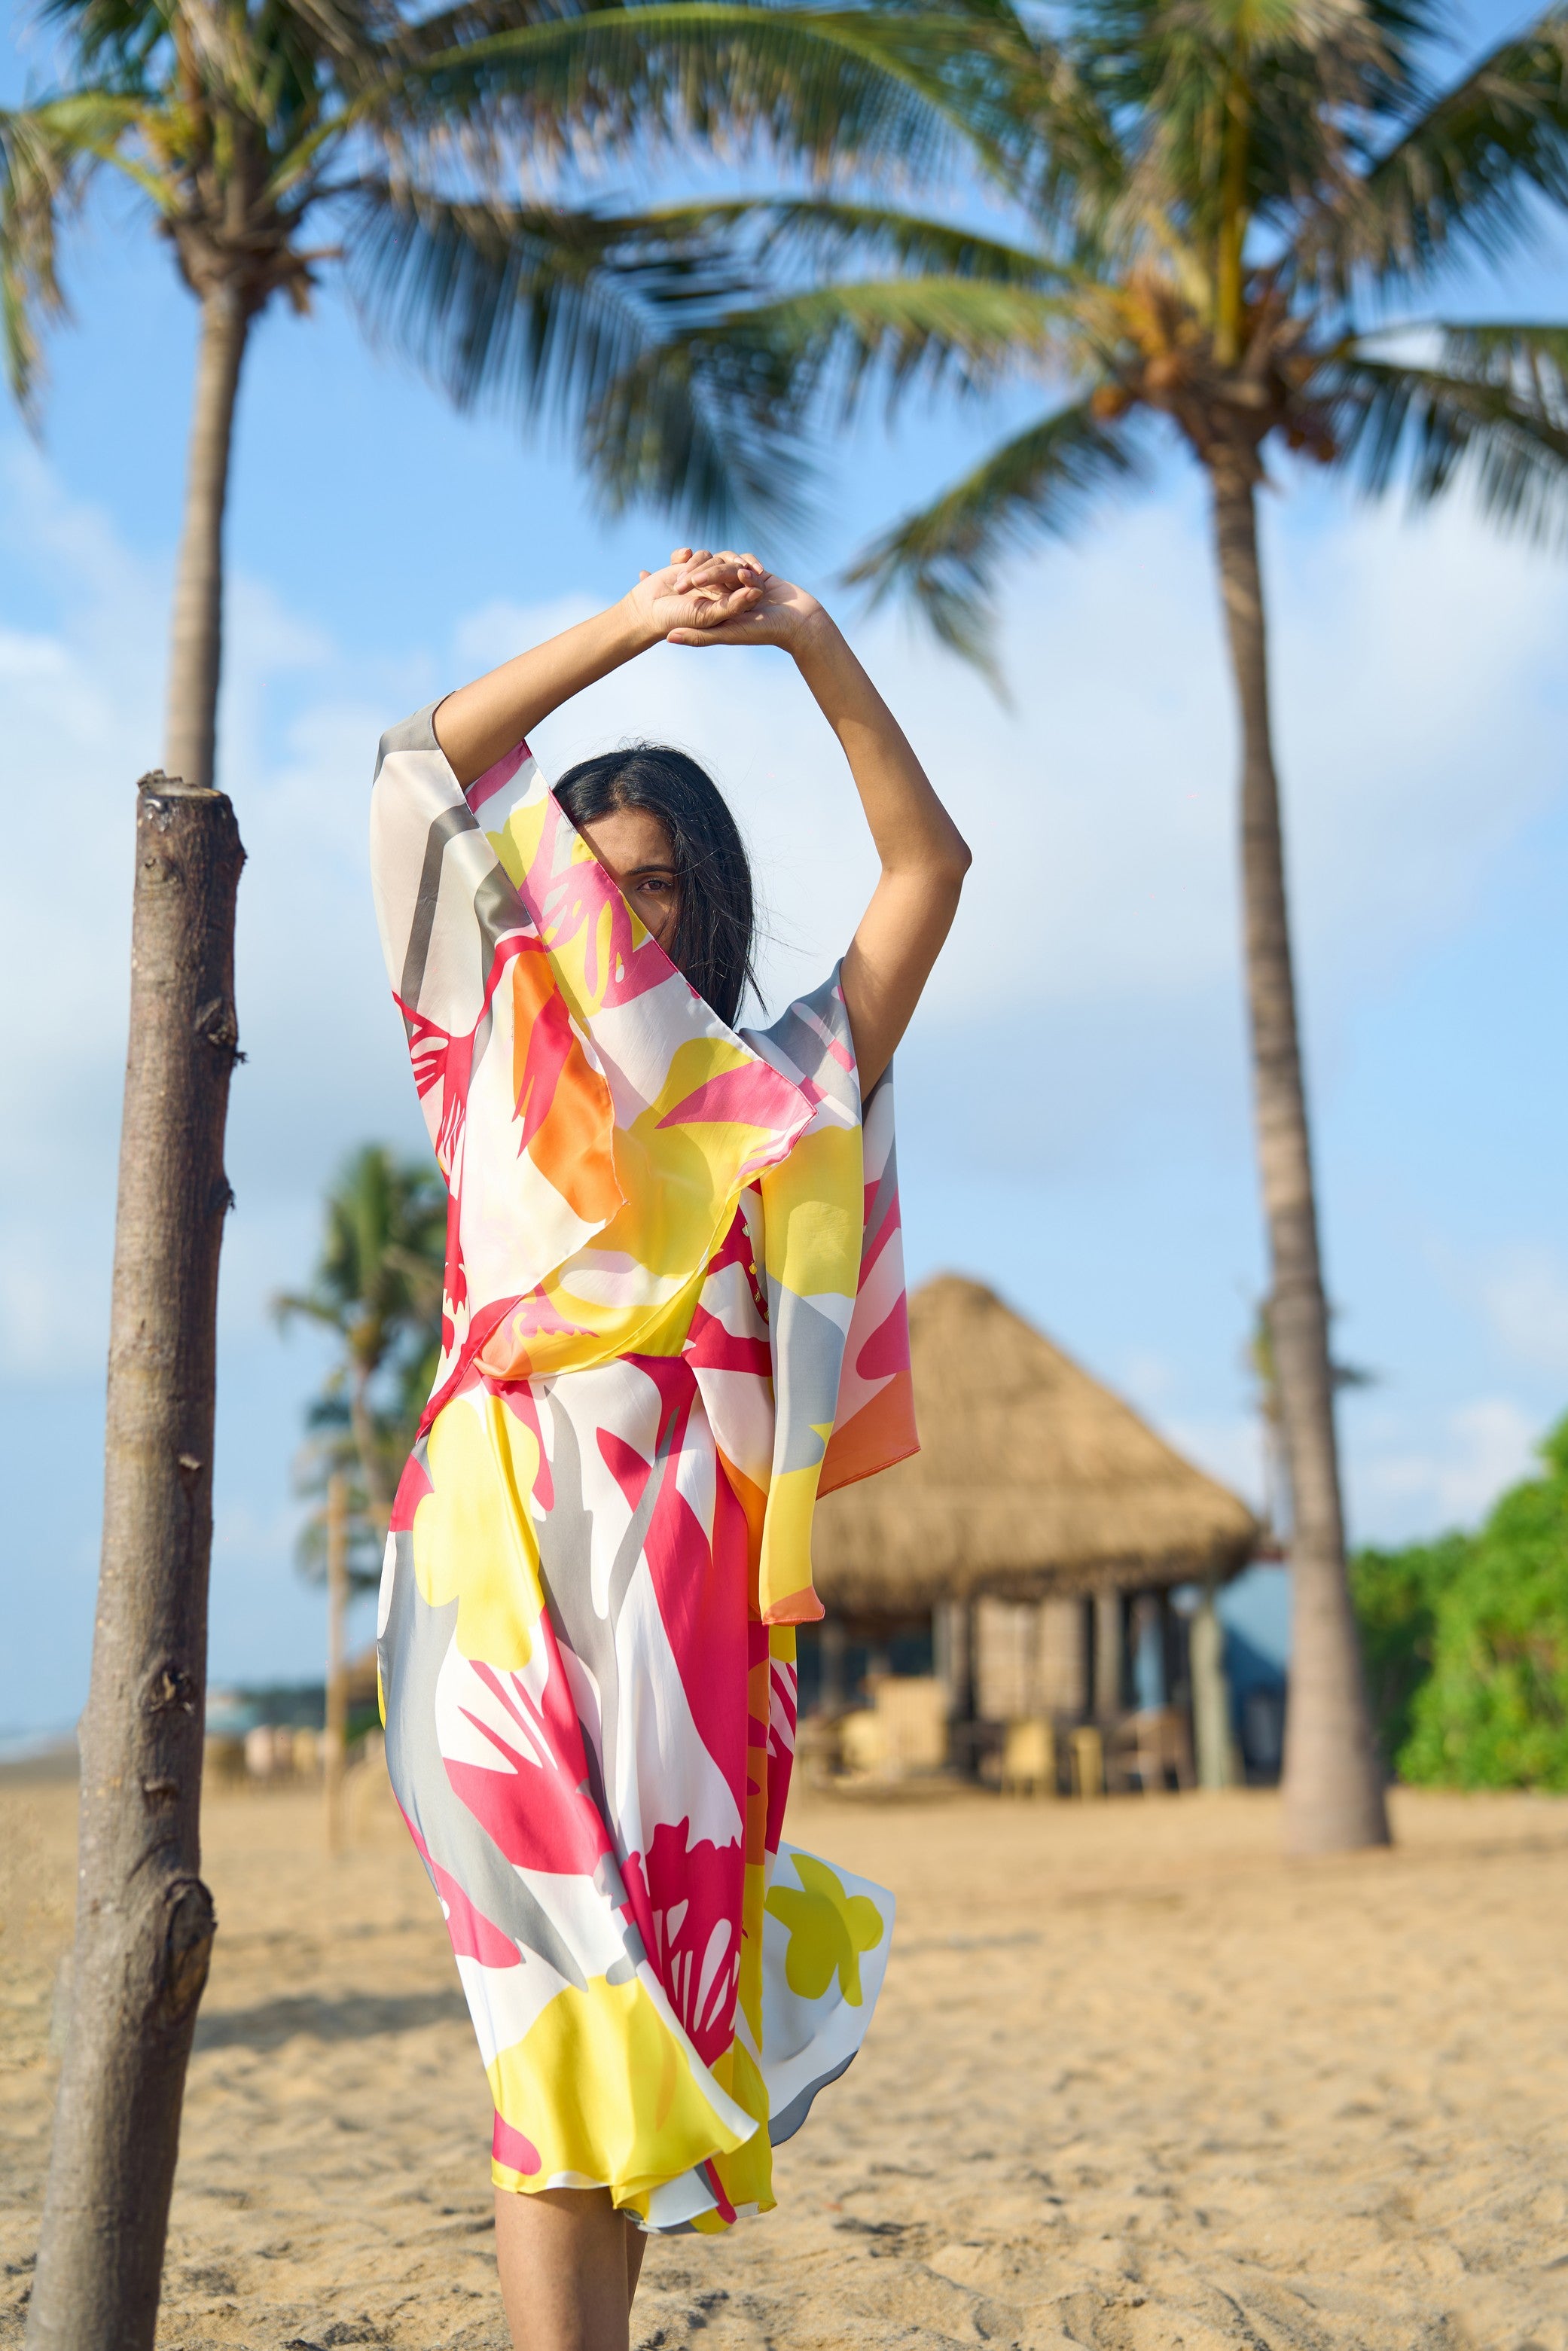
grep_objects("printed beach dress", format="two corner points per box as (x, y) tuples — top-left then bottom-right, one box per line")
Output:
(368, 705), (917, 2233)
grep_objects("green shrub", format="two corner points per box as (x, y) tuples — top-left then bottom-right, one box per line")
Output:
(1349, 1533), (1471, 1773)
(1399, 1418), (1568, 1791)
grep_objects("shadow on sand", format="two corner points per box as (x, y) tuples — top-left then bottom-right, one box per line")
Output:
(193, 1987), (468, 2053)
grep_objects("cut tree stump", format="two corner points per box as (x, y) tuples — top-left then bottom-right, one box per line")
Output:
(25, 773), (244, 2351)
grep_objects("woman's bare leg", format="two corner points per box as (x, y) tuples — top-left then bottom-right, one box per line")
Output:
(495, 2186), (645, 2351)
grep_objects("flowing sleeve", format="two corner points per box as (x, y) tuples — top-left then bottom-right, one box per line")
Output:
(740, 971), (919, 1624)
(370, 706), (818, 1423)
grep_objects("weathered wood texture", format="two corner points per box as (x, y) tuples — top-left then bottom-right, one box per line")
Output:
(25, 775), (245, 2351)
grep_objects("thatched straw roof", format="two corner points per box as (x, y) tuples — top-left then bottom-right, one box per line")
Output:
(813, 1275), (1259, 1615)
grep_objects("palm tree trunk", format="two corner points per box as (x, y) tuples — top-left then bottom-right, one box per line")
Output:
(325, 1470), (349, 1854)
(350, 1362), (391, 1523)
(25, 778), (244, 2351)
(166, 281), (250, 791)
(1207, 447), (1389, 1856)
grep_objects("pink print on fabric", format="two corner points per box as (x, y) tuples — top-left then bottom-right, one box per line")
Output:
(492, 2113), (543, 2178)
(628, 1360), (749, 1804)
(402, 1811), (521, 1969)
(465, 743), (531, 815)
(657, 1065), (800, 1132)
(449, 1657), (613, 1879)
(389, 1450), (434, 1535)
(623, 1821), (745, 2066)
(519, 794), (673, 1009)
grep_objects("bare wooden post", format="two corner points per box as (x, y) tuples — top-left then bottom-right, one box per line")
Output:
(1191, 1584), (1238, 1790)
(1094, 1590), (1124, 1719)
(26, 776), (243, 2351)
(324, 1470), (349, 1854)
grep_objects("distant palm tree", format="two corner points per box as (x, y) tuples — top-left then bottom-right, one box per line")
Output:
(277, 1142), (445, 1571)
(602, 0), (1568, 1855)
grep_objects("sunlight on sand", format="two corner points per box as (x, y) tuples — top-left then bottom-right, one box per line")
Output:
(3, 1775), (1566, 2349)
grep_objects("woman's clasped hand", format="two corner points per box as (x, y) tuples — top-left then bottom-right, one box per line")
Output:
(629, 546), (825, 651)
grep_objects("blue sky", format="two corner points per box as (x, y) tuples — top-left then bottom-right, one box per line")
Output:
(3, 0), (1567, 1735)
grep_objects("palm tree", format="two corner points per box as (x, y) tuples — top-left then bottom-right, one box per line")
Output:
(599, 0), (1568, 1855)
(2, 0), (991, 791)
(277, 1141), (447, 1553)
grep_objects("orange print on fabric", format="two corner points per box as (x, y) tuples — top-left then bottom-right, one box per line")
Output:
(510, 948), (621, 1228)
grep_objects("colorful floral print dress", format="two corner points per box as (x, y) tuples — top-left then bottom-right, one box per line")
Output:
(368, 706), (917, 2233)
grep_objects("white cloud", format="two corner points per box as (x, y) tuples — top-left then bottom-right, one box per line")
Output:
(1268, 487), (1566, 996)
(1161, 1412), (1268, 1514)
(1476, 1244), (1568, 1377)
(1357, 1395), (1539, 1534)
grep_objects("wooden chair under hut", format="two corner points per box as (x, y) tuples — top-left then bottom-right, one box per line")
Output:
(805, 1275), (1261, 1793)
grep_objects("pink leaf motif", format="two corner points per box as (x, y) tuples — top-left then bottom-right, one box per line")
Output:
(623, 1819), (745, 2065)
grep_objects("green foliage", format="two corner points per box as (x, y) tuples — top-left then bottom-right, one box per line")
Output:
(277, 1144), (447, 1591)
(1399, 1419), (1568, 1791)
(1349, 1532), (1470, 1773)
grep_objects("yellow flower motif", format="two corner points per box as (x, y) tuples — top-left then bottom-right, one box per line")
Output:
(765, 1855), (883, 2008)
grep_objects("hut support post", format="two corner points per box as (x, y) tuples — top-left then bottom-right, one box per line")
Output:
(26, 776), (243, 2351)
(1191, 1585), (1237, 1789)
(1094, 1590), (1125, 1718)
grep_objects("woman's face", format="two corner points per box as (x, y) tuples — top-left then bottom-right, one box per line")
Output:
(578, 806), (681, 953)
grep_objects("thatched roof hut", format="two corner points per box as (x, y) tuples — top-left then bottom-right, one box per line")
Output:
(813, 1274), (1259, 1615)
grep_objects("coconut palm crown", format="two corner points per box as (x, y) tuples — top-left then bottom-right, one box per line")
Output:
(1, 0), (984, 797)
(593, 0), (1568, 1857)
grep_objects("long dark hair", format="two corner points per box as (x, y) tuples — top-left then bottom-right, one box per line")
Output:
(554, 745), (758, 1029)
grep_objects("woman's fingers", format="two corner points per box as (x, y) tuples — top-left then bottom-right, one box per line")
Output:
(710, 548), (764, 581)
(673, 547), (765, 591)
(682, 559), (752, 594)
(667, 596), (763, 645)
(674, 580), (761, 625)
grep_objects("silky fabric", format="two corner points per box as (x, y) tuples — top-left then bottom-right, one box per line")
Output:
(368, 709), (915, 2229)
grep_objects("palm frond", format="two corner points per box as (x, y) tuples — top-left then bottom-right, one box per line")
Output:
(1302, 8), (1568, 292)
(635, 194), (1059, 288)
(0, 93), (142, 411)
(584, 269), (1086, 531)
(843, 397), (1145, 668)
(584, 331), (814, 530)
(387, 4), (1020, 186)
(1319, 326), (1568, 541)
(720, 276), (1078, 410)
(340, 178), (746, 432)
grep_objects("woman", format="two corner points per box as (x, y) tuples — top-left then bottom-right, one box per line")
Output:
(368, 549), (969, 2351)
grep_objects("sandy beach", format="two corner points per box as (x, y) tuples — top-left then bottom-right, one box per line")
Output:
(4, 1770), (1567, 2351)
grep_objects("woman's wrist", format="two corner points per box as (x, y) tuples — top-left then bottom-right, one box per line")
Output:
(613, 590), (665, 659)
(786, 602), (846, 673)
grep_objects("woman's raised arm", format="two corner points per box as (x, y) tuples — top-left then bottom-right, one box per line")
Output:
(666, 561), (971, 1093)
(432, 552), (762, 787)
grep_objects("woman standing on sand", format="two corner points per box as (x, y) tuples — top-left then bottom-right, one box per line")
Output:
(368, 549), (969, 2350)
